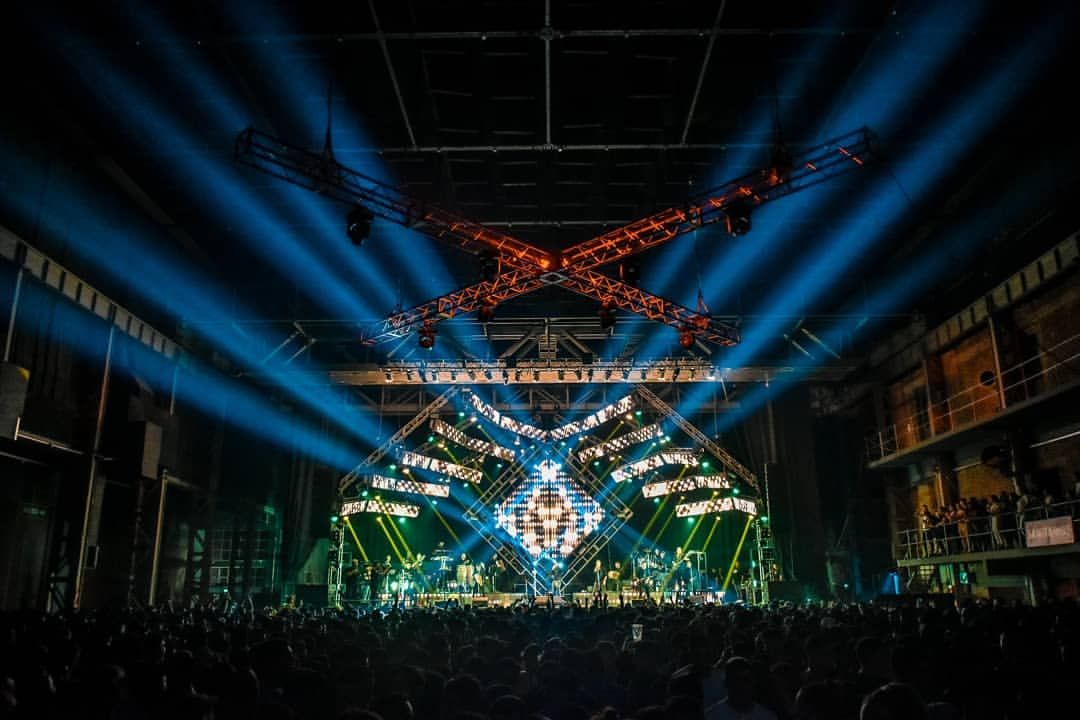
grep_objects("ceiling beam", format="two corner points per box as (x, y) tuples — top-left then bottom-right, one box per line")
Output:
(369, 0), (417, 148)
(119, 27), (890, 47)
(681, 0), (727, 145)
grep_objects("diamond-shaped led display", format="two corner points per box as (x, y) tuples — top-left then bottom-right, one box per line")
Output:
(495, 459), (604, 557)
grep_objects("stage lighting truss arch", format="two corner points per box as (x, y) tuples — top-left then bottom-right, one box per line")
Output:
(466, 389), (638, 443)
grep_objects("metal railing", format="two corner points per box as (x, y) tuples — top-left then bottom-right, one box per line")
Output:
(894, 498), (1080, 561)
(867, 332), (1080, 462)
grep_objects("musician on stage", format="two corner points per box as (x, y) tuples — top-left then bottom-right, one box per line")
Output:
(368, 558), (389, 603)
(344, 558), (362, 600)
(606, 561), (622, 592)
(493, 556), (507, 593)
(673, 547), (692, 602)
(431, 541), (452, 591)
(475, 561), (488, 595)
(457, 552), (473, 594)
(593, 559), (604, 592)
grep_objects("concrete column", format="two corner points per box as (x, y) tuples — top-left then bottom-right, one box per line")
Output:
(933, 452), (959, 506)
(73, 322), (115, 609)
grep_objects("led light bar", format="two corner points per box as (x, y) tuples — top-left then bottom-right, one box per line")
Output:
(430, 418), (516, 461)
(674, 496), (758, 517)
(549, 394), (636, 440)
(611, 449), (701, 483)
(640, 474), (732, 498)
(340, 498), (422, 518)
(467, 391), (636, 442)
(467, 393), (547, 440)
(400, 451), (484, 484)
(369, 474), (451, 498)
(577, 423), (663, 463)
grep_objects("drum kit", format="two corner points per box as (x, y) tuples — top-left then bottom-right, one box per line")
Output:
(630, 548), (705, 597)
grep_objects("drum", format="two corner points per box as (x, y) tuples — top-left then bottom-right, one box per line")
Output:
(456, 563), (472, 586)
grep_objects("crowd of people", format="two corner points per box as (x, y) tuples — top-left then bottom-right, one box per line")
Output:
(1, 595), (1077, 720)
(915, 485), (1079, 557)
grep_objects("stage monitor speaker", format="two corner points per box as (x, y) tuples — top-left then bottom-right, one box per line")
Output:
(767, 581), (803, 602)
(0, 363), (29, 439)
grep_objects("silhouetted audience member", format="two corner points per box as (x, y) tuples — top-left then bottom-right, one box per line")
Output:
(1, 597), (1078, 720)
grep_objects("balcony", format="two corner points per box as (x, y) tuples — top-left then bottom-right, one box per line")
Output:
(866, 331), (1080, 466)
(894, 499), (1080, 566)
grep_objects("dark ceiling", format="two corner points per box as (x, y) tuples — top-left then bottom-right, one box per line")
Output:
(2, 0), (1078, 368)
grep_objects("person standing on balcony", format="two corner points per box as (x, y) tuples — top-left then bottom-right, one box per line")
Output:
(918, 505), (934, 558)
(989, 495), (1006, 549)
(956, 502), (972, 553)
(1016, 491), (1032, 544)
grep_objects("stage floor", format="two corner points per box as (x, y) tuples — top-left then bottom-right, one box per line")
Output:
(345, 589), (729, 608)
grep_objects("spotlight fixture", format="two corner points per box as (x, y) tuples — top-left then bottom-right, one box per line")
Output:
(478, 299), (497, 323)
(418, 321), (437, 349)
(346, 205), (375, 246)
(678, 329), (695, 349)
(599, 301), (617, 330)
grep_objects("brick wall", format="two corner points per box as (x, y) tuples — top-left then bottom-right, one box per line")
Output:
(1033, 435), (1080, 494)
(956, 463), (1012, 500)
(1011, 277), (1080, 393)
(887, 368), (927, 448)
(907, 481), (939, 514)
(938, 328), (1001, 429)
(1013, 277), (1080, 345)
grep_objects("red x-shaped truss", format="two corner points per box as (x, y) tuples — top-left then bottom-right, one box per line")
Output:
(236, 127), (874, 347)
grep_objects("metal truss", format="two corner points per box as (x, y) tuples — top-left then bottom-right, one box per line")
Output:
(330, 358), (857, 388)
(555, 128), (874, 272)
(235, 128), (553, 272)
(635, 384), (759, 491)
(338, 386), (460, 495)
(235, 127), (874, 347)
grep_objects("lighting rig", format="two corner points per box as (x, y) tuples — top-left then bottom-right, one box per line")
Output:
(328, 385), (762, 600)
(329, 358), (857, 386)
(235, 127), (874, 349)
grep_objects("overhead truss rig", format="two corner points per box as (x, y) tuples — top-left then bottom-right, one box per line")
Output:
(236, 127), (874, 348)
(328, 358), (857, 387)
